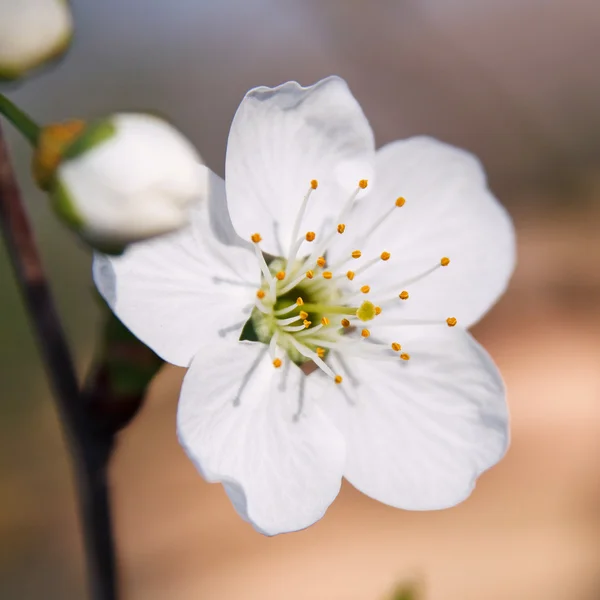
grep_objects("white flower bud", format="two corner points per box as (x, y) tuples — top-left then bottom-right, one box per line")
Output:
(51, 113), (205, 250)
(0, 0), (73, 80)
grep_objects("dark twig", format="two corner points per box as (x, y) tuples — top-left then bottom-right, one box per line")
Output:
(0, 121), (118, 600)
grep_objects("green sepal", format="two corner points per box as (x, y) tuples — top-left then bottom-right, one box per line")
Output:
(50, 177), (84, 230)
(62, 118), (116, 161)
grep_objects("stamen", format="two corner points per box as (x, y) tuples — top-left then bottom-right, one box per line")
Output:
(296, 297), (304, 305)
(276, 314), (303, 326)
(272, 358), (282, 368)
(341, 318), (351, 328)
(252, 238), (274, 282)
(337, 223), (346, 234)
(277, 270), (308, 295)
(286, 335), (336, 378)
(250, 233), (262, 243)
(335, 375), (343, 384)
(286, 181), (317, 264)
(316, 348), (325, 358)
(391, 342), (401, 352)
(359, 179), (368, 189)
(305, 231), (316, 242)
(380, 251), (391, 261)
(322, 271), (333, 279)
(295, 323), (323, 337)
(446, 317), (457, 327)
(321, 317), (330, 325)
(347, 271), (355, 280)
(274, 301), (300, 316)
(375, 306), (382, 315)
(276, 271), (286, 281)
(441, 257), (450, 266)
(303, 320), (312, 328)
(299, 311), (309, 319)
(400, 353), (410, 361)
(360, 285), (370, 294)
(317, 256), (326, 268)
(282, 323), (310, 333)
(254, 299), (271, 314)
(269, 330), (280, 359)
(399, 290), (409, 300)
(306, 270), (314, 279)
(395, 196), (406, 207)
(352, 250), (362, 259)
(361, 329), (370, 338)
(256, 289), (266, 299)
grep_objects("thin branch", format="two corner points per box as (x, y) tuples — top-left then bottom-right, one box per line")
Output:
(0, 121), (118, 600)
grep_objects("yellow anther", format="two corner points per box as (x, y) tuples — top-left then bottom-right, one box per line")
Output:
(337, 223), (346, 234)
(299, 311), (308, 320)
(346, 270), (355, 280)
(441, 257), (450, 267)
(303, 320), (312, 328)
(311, 179), (318, 189)
(360, 285), (371, 294)
(341, 318), (351, 328)
(395, 196), (406, 207)
(361, 328), (371, 338)
(375, 306), (382, 315)
(358, 179), (368, 189)
(256, 290), (266, 299)
(323, 271), (333, 279)
(272, 358), (282, 368)
(276, 271), (286, 280)
(321, 317), (330, 326)
(356, 300), (376, 322)
(391, 342), (401, 352)
(296, 297), (304, 305)
(317, 256), (326, 267)
(251, 233), (262, 243)
(399, 290), (409, 300)
(305, 270), (314, 279)
(305, 231), (316, 242)
(351, 250), (362, 259)
(316, 347), (325, 358)
(400, 353), (410, 361)
(446, 317), (457, 327)
(334, 375), (343, 384)
(380, 251), (391, 261)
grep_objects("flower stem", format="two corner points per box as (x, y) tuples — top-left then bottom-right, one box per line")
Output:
(0, 121), (118, 599)
(0, 93), (41, 146)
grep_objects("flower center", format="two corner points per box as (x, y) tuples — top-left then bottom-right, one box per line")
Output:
(240, 179), (457, 385)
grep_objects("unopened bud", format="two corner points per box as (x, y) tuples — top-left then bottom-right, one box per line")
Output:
(0, 0), (73, 81)
(40, 113), (204, 252)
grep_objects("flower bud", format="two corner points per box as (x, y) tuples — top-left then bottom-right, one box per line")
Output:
(0, 0), (73, 81)
(43, 113), (205, 252)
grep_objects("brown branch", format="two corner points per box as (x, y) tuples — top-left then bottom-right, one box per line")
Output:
(0, 121), (118, 600)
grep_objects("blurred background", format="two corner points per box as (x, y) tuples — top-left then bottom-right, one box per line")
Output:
(2, 0), (600, 598)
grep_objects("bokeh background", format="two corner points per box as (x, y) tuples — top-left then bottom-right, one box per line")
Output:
(2, 0), (600, 598)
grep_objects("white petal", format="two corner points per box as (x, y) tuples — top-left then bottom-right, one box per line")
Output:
(93, 168), (260, 367)
(331, 137), (515, 328)
(225, 76), (375, 256)
(177, 338), (346, 535)
(320, 327), (508, 510)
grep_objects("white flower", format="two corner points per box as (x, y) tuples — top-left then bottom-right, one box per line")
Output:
(0, 0), (73, 80)
(93, 77), (515, 535)
(52, 113), (204, 248)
